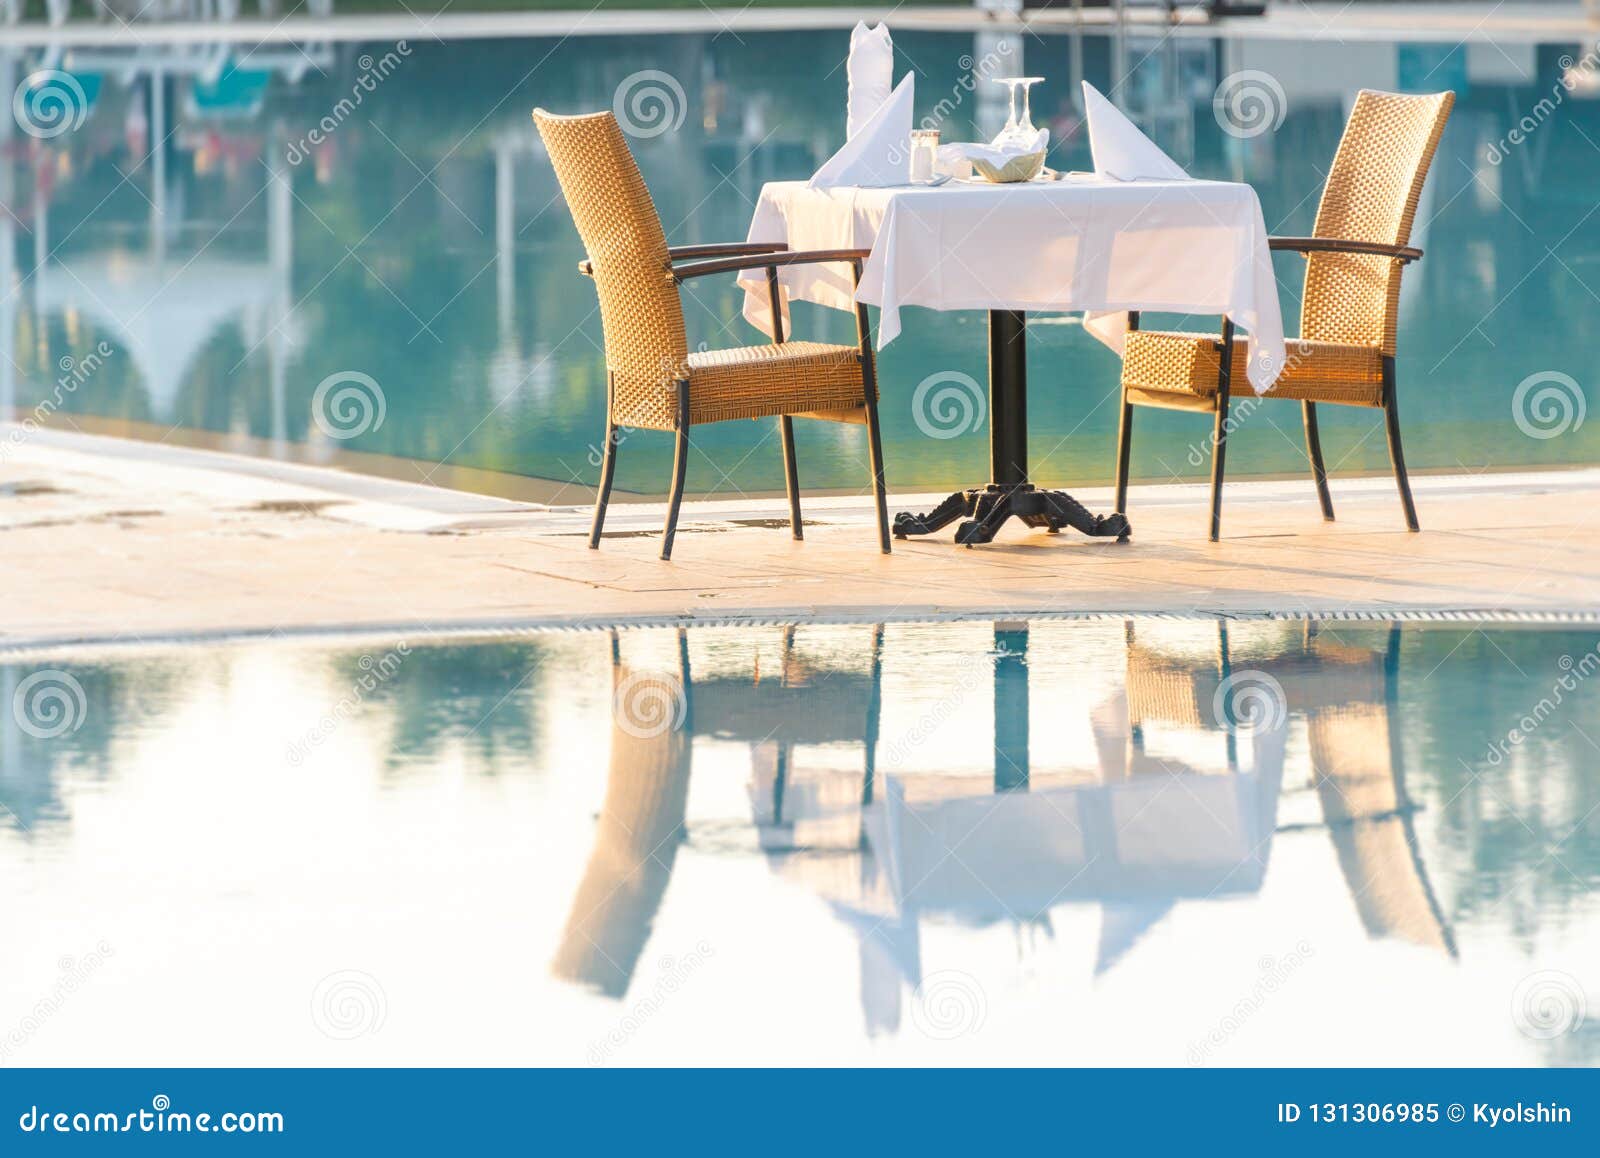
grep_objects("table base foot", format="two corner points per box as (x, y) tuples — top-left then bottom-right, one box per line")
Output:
(896, 485), (1131, 546)
(893, 490), (979, 538)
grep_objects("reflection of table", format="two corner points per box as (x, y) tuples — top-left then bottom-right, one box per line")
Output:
(742, 179), (1284, 545)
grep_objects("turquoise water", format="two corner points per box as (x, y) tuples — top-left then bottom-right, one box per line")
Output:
(4, 28), (1598, 497)
(3, 619), (1597, 1064)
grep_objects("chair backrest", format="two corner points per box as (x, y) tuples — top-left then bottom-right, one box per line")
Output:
(533, 109), (688, 430)
(1301, 89), (1454, 356)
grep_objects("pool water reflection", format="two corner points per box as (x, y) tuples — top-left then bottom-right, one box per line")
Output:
(3, 619), (1597, 1065)
(3, 26), (1599, 497)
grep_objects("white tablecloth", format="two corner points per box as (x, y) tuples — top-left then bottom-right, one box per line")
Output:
(739, 177), (1286, 394)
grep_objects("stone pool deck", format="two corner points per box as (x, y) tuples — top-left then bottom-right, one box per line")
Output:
(3, 428), (1598, 653)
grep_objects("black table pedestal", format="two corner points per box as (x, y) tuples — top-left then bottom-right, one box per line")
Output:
(893, 310), (1131, 547)
(896, 482), (1127, 546)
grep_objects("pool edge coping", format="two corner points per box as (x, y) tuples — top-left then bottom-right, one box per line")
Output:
(4, 606), (1597, 660)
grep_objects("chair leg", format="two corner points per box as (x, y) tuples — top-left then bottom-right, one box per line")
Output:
(1208, 320), (1235, 543)
(588, 425), (611, 553)
(1303, 401), (1335, 522)
(1209, 399), (1228, 542)
(590, 375), (619, 549)
(1114, 391), (1133, 515)
(851, 259), (891, 555)
(779, 416), (802, 541)
(1116, 311), (1139, 516)
(661, 381), (690, 561)
(863, 380), (892, 555)
(1382, 361), (1420, 532)
(1218, 619), (1238, 772)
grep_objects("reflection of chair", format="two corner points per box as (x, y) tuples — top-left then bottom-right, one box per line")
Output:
(1126, 619), (1230, 734)
(733, 626), (883, 852)
(1113, 90), (1455, 539)
(550, 633), (692, 998)
(1125, 618), (1389, 735)
(1124, 618), (1250, 774)
(1124, 619), (1453, 952)
(552, 627), (884, 999)
(533, 109), (890, 559)
(1296, 626), (1456, 955)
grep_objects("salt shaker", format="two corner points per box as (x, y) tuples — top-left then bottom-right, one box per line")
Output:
(909, 129), (940, 184)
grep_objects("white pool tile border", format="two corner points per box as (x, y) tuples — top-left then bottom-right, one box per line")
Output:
(3, 606), (1597, 663)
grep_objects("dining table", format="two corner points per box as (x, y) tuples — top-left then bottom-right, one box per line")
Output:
(738, 174), (1286, 546)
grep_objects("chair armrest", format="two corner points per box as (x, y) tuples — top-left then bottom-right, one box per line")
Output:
(672, 249), (871, 283)
(668, 242), (788, 261)
(1269, 236), (1423, 263)
(577, 243), (792, 278)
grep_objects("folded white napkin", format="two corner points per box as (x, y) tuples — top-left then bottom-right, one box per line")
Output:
(938, 127), (1049, 175)
(846, 22), (894, 141)
(1081, 81), (1189, 181)
(809, 74), (914, 189)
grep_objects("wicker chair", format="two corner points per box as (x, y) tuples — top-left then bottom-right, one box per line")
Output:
(533, 109), (891, 560)
(1113, 90), (1454, 540)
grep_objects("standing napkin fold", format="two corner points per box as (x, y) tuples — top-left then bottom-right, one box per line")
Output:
(847, 22), (894, 141)
(809, 74), (914, 189)
(1081, 81), (1190, 181)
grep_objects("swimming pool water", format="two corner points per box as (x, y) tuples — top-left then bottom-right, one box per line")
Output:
(4, 27), (1598, 497)
(3, 618), (1596, 1065)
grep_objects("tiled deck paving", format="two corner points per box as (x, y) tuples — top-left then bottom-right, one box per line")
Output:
(3, 429), (1598, 652)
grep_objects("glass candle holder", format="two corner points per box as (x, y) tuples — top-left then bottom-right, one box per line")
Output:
(909, 129), (941, 184)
